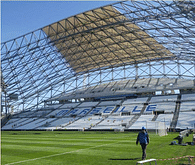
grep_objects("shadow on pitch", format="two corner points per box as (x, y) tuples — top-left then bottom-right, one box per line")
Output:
(109, 158), (140, 161)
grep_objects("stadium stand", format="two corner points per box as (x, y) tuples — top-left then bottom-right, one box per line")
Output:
(2, 81), (195, 131)
(1, 1), (195, 132)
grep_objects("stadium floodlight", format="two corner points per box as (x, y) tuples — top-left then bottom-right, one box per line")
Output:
(1, 0), (195, 113)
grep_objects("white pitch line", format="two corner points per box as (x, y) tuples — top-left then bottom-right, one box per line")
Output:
(5, 142), (118, 165)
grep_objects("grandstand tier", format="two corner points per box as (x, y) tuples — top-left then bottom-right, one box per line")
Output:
(1, 1), (195, 131)
(2, 93), (195, 131)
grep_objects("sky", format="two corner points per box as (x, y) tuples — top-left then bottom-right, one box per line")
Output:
(1, 1), (116, 43)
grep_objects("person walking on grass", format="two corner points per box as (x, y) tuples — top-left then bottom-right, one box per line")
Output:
(136, 126), (149, 160)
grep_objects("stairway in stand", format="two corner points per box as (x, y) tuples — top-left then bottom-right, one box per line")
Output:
(126, 96), (152, 128)
(170, 95), (181, 130)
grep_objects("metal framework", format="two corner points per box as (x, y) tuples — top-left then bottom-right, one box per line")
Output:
(1, 0), (195, 112)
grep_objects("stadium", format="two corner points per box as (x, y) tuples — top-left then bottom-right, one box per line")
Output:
(1, 1), (195, 164)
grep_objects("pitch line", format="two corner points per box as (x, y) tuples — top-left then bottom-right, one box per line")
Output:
(5, 141), (119, 165)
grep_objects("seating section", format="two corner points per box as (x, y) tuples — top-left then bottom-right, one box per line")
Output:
(180, 101), (195, 112)
(56, 110), (69, 117)
(65, 116), (103, 130)
(150, 102), (176, 113)
(156, 114), (174, 129)
(4, 118), (20, 125)
(181, 94), (195, 101)
(150, 95), (178, 103)
(65, 108), (92, 117)
(15, 118), (56, 130)
(120, 98), (148, 114)
(2, 93), (195, 130)
(88, 106), (116, 115)
(113, 104), (144, 114)
(2, 118), (28, 130)
(148, 95), (178, 113)
(123, 97), (148, 104)
(38, 117), (78, 130)
(28, 110), (51, 117)
(94, 115), (135, 130)
(176, 112), (195, 129)
(13, 111), (35, 118)
(60, 103), (80, 109)
(130, 115), (154, 129)
(98, 100), (122, 106)
(78, 102), (99, 108)
(2, 118), (37, 130)
(46, 109), (68, 117)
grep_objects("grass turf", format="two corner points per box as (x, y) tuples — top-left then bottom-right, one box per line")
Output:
(1, 131), (194, 165)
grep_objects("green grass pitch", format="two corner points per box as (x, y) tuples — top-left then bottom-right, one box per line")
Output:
(1, 131), (194, 165)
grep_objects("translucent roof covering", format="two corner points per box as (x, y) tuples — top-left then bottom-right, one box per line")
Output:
(43, 5), (174, 73)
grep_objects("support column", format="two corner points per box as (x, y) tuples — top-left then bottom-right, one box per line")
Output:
(50, 87), (53, 104)
(177, 59), (181, 78)
(135, 63), (138, 80)
(37, 93), (39, 110)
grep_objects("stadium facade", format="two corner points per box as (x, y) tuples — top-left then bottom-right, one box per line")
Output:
(1, 1), (195, 131)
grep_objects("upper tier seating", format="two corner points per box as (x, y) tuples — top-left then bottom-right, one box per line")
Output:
(177, 79), (194, 88)
(158, 78), (176, 85)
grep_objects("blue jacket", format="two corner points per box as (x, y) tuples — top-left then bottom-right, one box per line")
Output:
(136, 131), (149, 144)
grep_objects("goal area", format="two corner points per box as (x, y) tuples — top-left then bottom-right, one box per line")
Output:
(145, 121), (167, 136)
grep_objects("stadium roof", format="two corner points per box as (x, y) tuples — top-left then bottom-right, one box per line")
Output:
(43, 5), (173, 73)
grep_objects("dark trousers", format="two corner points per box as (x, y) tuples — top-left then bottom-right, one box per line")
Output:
(140, 143), (147, 160)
